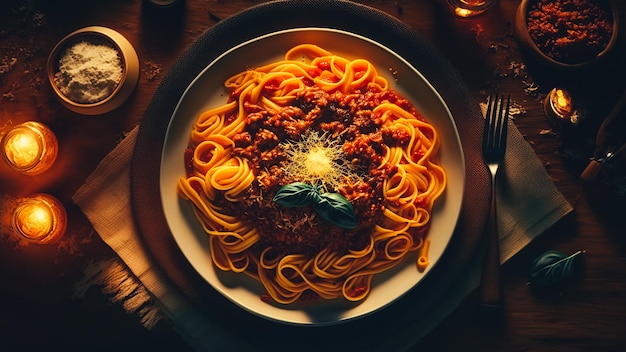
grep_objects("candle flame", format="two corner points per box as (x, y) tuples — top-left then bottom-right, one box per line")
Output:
(454, 8), (476, 17)
(551, 89), (573, 118)
(15, 203), (53, 240)
(453, 1), (489, 17)
(1, 122), (58, 175)
(4, 133), (40, 167)
(11, 194), (67, 244)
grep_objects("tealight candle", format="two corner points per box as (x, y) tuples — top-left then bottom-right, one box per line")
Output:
(1, 121), (58, 175)
(440, 0), (497, 18)
(12, 193), (67, 244)
(544, 88), (576, 129)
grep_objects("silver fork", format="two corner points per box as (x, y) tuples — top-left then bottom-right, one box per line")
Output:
(479, 93), (510, 308)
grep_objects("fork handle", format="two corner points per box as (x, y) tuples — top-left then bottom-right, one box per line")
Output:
(479, 178), (502, 308)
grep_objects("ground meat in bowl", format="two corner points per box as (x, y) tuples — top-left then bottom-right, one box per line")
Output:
(526, 0), (614, 64)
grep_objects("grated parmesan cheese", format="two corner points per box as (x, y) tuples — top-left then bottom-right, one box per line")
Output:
(54, 41), (123, 104)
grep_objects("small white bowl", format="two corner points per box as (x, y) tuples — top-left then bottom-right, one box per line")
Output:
(47, 26), (139, 115)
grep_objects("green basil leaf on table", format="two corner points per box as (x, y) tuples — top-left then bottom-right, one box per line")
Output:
(529, 250), (585, 288)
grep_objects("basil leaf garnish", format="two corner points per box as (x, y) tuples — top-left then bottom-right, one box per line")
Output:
(273, 182), (357, 229)
(529, 250), (585, 288)
(315, 192), (358, 229)
(273, 182), (320, 207)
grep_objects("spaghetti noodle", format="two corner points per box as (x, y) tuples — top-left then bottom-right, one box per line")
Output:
(177, 44), (446, 304)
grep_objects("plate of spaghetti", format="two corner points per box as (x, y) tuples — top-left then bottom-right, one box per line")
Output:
(159, 28), (464, 325)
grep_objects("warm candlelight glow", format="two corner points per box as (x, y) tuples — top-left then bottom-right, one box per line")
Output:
(1, 121), (58, 175)
(16, 203), (52, 239)
(4, 132), (40, 167)
(544, 88), (576, 129)
(444, 0), (494, 18)
(551, 88), (573, 118)
(455, 8), (477, 17)
(12, 194), (66, 244)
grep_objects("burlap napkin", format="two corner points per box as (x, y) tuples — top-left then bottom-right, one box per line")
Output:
(73, 126), (256, 351)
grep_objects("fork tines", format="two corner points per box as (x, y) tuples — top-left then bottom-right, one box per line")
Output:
(483, 94), (510, 154)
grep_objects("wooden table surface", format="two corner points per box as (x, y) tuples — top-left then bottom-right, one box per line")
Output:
(1, 0), (625, 351)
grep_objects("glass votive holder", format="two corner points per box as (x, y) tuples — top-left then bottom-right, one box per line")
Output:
(12, 193), (67, 244)
(441, 0), (497, 18)
(1, 121), (58, 175)
(544, 88), (576, 130)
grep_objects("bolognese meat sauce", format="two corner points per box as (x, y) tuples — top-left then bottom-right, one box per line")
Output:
(209, 85), (425, 257)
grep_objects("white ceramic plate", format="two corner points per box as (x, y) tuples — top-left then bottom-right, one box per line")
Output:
(160, 28), (465, 325)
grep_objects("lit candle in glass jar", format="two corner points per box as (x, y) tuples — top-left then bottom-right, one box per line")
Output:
(544, 88), (576, 129)
(12, 194), (67, 244)
(441, 0), (496, 18)
(1, 121), (58, 175)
